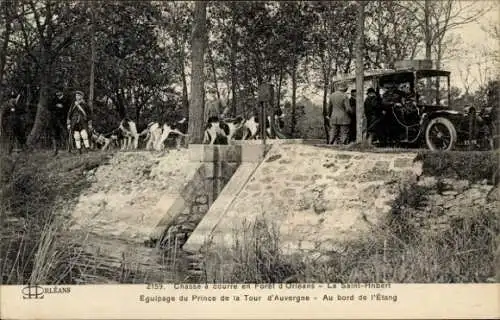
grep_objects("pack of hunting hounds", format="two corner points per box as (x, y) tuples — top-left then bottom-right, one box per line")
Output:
(88, 108), (286, 153)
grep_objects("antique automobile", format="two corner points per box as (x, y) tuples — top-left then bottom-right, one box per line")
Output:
(334, 60), (494, 151)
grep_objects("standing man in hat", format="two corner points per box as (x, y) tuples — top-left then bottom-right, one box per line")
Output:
(364, 87), (384, 146)
(49, 90), (71, 155)
(66, 91), (92, 154)
(327, 82), (352, 145)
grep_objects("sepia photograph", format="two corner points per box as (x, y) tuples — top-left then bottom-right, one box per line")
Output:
(0, 0), (498, 318)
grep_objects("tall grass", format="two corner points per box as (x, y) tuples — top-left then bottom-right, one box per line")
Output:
(0, 151), (181, 284)
(200, 168), (499, 284)
(1, 151), (107, 284)
(200, 202), (498, 283)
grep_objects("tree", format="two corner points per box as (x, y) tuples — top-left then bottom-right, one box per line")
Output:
(0, 0), (17, 98)
(87, 1), (167, 122)
(188, 1), (207, 144)
(309, 1), (357, 142)
(355, 1), (365, 143)
(275, 2), (314, 137)
(159, 1), (192, 115)
(13, 0), (89, 147)
(364, 0), (422, 68)
(88, 1), (96, 114)
(400, 0), (489, 68)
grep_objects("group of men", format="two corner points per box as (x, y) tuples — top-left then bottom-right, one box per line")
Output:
(326, 81), (414, 146)
(0, 89), (94, 155)
(326, 82), (367, 145)
(50, 90), (93, 154)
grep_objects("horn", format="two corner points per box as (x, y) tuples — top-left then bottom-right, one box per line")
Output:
(15, 94), (20, 104)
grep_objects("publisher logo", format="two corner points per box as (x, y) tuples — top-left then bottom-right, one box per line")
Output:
(22, 285), (45, 300)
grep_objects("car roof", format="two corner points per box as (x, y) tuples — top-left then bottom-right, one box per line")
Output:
(333, 69), (450, 84)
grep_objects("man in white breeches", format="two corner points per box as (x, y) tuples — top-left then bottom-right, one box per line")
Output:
(66, 91), (92, 154)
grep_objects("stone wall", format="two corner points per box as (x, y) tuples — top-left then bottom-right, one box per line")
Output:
(187, 144), (423, 256)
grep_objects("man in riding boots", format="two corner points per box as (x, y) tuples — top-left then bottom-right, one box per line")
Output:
(66, 91), (92, 154)
(327, 82), (352, 145)
(49, 90), (71, 155)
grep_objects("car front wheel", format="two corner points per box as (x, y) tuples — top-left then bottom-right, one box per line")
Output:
(425, 117), (457, 151)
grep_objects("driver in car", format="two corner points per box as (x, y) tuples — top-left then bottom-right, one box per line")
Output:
(381, 83), (405, 107)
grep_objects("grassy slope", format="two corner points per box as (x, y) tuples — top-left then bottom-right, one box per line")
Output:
(0, 151), (111, 284)
(1, 149), (498, 284)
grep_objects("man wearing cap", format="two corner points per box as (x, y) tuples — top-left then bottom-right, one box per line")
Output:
(49, 90), (71, 155)
(327, 82), (352, 145)
(66, 91), (92, 154)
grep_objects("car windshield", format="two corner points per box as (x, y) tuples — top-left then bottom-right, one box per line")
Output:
(416, 74), (450, 107)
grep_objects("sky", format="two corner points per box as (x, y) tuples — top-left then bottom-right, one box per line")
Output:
(440, 0), (498, 92)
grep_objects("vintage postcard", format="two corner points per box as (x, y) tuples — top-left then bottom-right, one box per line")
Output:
(0, 0), (499, 319)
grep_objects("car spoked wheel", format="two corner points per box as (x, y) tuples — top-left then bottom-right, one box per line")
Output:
(425, 117), (457, 151)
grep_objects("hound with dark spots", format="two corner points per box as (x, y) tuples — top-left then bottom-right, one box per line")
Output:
(203, 115), (245, 145)
(241, 108), (285, 140)
(156, 117), (190, 151)
(89, 127), (117, 151)
(118, 118), (139, 150)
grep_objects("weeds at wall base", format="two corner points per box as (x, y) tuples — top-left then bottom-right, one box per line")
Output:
(199, 175), (499, 283)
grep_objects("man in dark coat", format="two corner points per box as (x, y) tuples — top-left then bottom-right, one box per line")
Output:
(327, 82), (352, 145)
(0, 92), (26, 153)
(66, 91), (92, 154)
(364, 87), (385, 146)
(48, 90), (71, 155)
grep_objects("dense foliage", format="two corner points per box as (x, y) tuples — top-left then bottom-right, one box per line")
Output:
(0, 1), (496, 147)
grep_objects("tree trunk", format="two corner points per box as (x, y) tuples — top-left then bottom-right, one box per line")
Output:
(277, 65), (283, 110)
(180, 55), (189, 115)
(0, 0), (13, 97)
(355, 0), (365, 143)
(175, 35), (189, 115)
(116, 88), (127, 119)
(188, 1), (207, 144)
(88, 1), (96, 114)
(291, 62), (297, 138)
(27, 67), (50, 147)
(424, 0), (432, 62)
(208, 45), (222, 113)
(230, 1), (237, 117)
(436, 42), (442, 70)
(322, 65), (331, 144)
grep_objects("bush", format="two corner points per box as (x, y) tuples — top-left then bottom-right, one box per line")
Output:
(415, 150), (499, 183)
